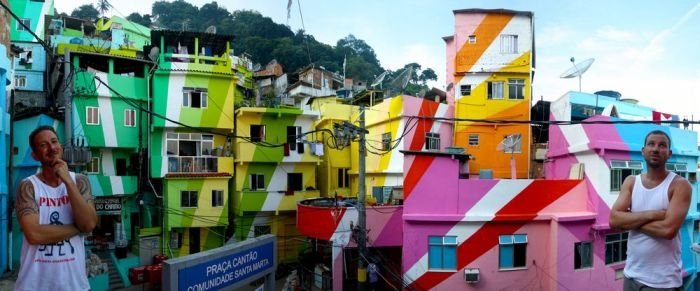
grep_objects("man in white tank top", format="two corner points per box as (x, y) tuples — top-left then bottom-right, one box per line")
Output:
(14, 126), (98, 291)
(610, 130), (691, 290)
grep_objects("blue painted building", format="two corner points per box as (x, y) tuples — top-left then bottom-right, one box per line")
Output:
(0, 32), (12, 274)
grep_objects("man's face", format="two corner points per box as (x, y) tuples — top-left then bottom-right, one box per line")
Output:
(31, 130), (63, 165)
(642, 133), (671, 169)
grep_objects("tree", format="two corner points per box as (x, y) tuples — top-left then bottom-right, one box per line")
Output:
(152, 0), (199, 30)
(71, 4), (99, 21)
(126, 13), (152, 27)
(96, 0), (112, 17)
(419, 68), (437, 85)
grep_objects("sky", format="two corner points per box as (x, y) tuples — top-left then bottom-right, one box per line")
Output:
(55, 0), (700, 122)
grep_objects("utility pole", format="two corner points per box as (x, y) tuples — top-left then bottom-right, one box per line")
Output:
(357, 105), (367, 291)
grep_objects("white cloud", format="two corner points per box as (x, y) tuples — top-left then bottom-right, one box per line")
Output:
(596, 27), (636, 42)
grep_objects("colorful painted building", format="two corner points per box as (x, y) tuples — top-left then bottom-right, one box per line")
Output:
(8, 0), (52, 42)
(0, 16), (12, 272)
(149, 30), (235, 258)
(445, 9), (534, 178)
(309, 96), (357, 198)
(355, 94), (453, 206)
(233, 106), (321, 262)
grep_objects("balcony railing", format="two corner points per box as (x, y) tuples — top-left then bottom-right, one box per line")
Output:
(167, 156), (218, 173)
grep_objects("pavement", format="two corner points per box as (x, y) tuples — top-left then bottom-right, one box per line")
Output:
(0, 272), (16, 290)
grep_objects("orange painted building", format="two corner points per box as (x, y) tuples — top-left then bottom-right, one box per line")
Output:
(444, 9), (534, 178)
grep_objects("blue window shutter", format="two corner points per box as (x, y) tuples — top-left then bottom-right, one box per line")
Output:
(444, 245), (457, 269)
(500, 245), (514, 268)
(429, 245), (442, 269)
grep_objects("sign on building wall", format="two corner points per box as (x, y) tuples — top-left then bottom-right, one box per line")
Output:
(163, 235), (277, 291)
(94, 197), (122, 214)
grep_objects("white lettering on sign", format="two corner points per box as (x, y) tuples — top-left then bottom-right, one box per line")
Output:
(186, 250), (270, 291)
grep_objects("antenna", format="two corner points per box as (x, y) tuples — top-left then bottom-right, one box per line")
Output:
(497, 134), (522, 179)
(205, 25), (217, 34)
(560, 57), (594, 92)
(370, 71), (387, 89)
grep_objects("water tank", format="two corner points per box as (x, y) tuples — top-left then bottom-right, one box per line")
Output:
(594, 90), (622, 99)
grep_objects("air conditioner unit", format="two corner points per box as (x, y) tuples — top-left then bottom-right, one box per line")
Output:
(464, 268), (480, 283)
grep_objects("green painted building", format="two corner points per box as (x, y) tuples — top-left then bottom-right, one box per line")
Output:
(149, 30), (235, 257)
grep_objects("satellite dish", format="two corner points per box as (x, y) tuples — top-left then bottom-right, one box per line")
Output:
(370, 71), (387, 88)
(205, 25), (217, 34)
(148, 46), (160, 62)
(560, 57), (594, 92)
(497, 134), (522, 179)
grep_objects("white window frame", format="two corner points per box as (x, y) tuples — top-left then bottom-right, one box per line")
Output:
(211, 190), (224, 207)
(86, 157), (100, 173)
(14, 75), (26, 88)
(428, 235), (458, 270)
(250, 174), (265, 191)
(460, 84), (472, 96)
(180, 190), (198, 208)
(17, 18), (30, 31)
(500, 34), (518, 54)
(605, 232), (628, 265)
(488, 81), (504, 99)
(666, 163), (689, 178)
(166, 132), (214, 157)
(86, 107), (100, 125)
(507, 79), (525, 100)
(610, 160), (643, 192)
(468, 134), (479, 146)
(182, 87), (208, 108)
(124, 109), (136, 127)
(425, 132), (440, 151)
(468, 34), (476, 44)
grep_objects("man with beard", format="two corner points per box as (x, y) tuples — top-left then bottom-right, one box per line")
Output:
(610, 130), (691, 291)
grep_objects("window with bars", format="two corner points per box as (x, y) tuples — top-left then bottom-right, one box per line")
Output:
(14, 75), (26, 87)
(605, 232), (628, 264)
(86, 107), (99, 125)
(425, 132), (440, 150)
(180, 191), (198, 208)
(468, 134), (479, 146)
(610, 160), (643, 192)
(428, 236), (457, 270)
(211, 190), (224, 207)
(499, 234), (527, 269)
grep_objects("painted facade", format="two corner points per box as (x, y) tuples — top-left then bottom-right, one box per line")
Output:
(0, 31), (11, 274)
(8, 0), (53, 42)
(150, 30), (235, 258)
(233, 106), (321, 262)
(354, 95), (453, 205)
(445, 9), (533, 178)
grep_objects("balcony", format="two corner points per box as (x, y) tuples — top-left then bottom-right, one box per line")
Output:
(167, 156), (233, 175)
(236, 189), (321, 215)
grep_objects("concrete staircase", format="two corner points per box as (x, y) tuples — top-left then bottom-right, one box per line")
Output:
(95, 250), (125, 290)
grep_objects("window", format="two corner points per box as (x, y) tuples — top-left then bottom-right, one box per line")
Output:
(180, 191), (198, 208)
(337, 168), (350, 188)
(666, 163), (689, 178)
(428, 236), (457, 270)
(166, 133), (214, 156)
(610, 160), (643, 192)
(381, 132), (392, 151)
(14, 75), (26, 88)
(86, 107), (99, 125)
(287, 126), (303, 152)
(212, 190), (224, 207)
(425, 132), (440, 150)
(488, 81), (504, 99)
(605, 232), (628, 264)
(574, 241), (593, 269)
(468, 35), (476, 44)
(254, 225), (271, 237)
(500, 34), (518, 53)
(500, 134), (522, 153)
(460, 84), (472, 96)
(508, 79), (525, 100)
(250, 174), (265, 191)
(468, 134), (479, 146)
(86, 157), (99, 173)
(250, 125), (266, 142)
(17, 18), (30, 31)
(182, 88), (208, 108)
(124, 109), (136, 127)
(499, 234), (527, 269)
(288, 173), (303, 191)
(372, 186), (393, 204)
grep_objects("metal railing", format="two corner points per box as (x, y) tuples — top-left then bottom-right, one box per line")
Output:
(167, 156), (218, 173)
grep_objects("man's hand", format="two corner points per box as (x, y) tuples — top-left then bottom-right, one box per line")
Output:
(52, 159), (71, 183)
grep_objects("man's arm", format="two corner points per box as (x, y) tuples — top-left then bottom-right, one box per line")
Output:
(637, 177), (692, 239)
(16, 179), (81, 245)
(64, 173), (97, 233)
(609, 175), (665, 230)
